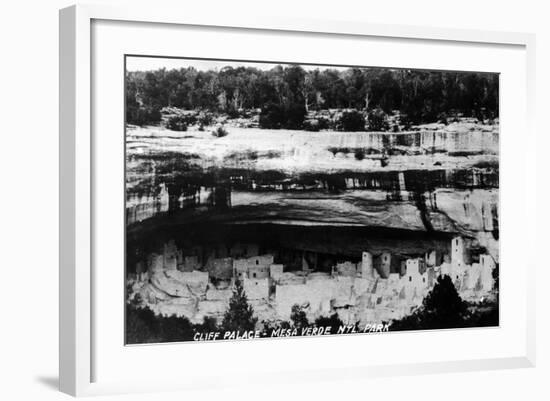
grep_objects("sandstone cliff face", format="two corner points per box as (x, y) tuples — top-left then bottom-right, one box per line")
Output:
(126, 119), (499, 330)
(127, 187), (498, 247)
(428, 189), (498, 232)
(126, 121), (498, 226)
(426, 189), (499, 261)
(126, 121), (498, 173)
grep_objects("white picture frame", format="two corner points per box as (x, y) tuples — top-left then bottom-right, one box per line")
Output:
(59, 3), (536, 397)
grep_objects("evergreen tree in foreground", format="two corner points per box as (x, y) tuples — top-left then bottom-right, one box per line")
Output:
(390, 275), (469, 331)
(290, 304), (309, 330)
(222, 280), (258, 332)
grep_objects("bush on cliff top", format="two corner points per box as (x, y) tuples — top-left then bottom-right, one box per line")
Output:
(337, 110), (366, 132)
(166, 115), (189, 131)
(367, 107), (390, 131)
(259, 102), (307, 130)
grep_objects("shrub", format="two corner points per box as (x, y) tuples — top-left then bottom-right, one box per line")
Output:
(437, 112), (449, 124)
(178, 113), (198, 125)
(211, 125), (229, 138)
(126, 106), (162, 126)
(226, 106), (241, 119)
(364, 147), (381, 155)
(303, 117), (331, 131)
(259, 103), (284, 129)
(354, 148), (366, 160)
(290, 304), (309, 330)
(327, 147), (351, 156)
(285, 104), (307, 129)
(400, 114), (414, 130)
(224, 149), (257, 161)
(259, 102), (307, 130)
(166, 115), (188, 131)
(198, 112), (214, 127)
(314, 313), (344, 334)
(338, 110), (366, 131)
(367, 108), (390, 131)
(303, 119), (320, 131)
(125, 304), (158, 344)
(262, 150), (282, 159)
(317, 117), (331, 130)
(125, 304), (196, 344)
(195, 316), (219, 333)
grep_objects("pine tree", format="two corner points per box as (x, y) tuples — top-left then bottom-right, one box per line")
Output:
(390, 275), (469, 331)
(290, 304), (309, 330)
(421, 275), (468, 325)
(222, 280), (258, 332)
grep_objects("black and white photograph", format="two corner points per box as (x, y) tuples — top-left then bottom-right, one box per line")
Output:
(124, 56), (500, 344)
(4, 0), (549, 399)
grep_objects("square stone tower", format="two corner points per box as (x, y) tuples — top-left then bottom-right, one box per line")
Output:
(451, 236), (466, 268)
(361, 251), (374, 279)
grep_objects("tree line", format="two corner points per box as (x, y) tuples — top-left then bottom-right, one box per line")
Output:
(126, 64), (498, 128)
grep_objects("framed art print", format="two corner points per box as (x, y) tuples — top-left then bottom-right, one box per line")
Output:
(60, 4), (536, 396)
(124, 56), (500, 343)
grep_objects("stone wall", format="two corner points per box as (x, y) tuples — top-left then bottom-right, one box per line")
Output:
(243, 278), (270, 300)
(269, 264), (284, 280)
(180, 255), (200, 272)
(335, 261), (357, 277)
(247, 265), (270, 279)
(206, 257), (233, 280)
